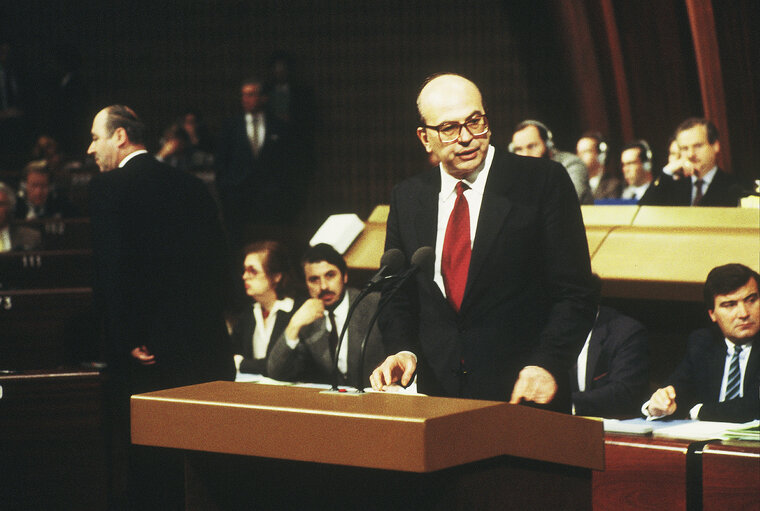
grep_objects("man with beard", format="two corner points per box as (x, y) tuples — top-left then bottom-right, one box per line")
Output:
(267, 243), (385, 389)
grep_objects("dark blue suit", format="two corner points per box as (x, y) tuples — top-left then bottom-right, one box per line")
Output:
(380, 148), (596, 410)
(666, 328), (759, 422)
(571, 306), (649, 418)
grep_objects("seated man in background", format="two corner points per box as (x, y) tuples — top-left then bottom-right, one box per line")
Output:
(572, 276), (649, 418)
(644, 263), (760, 422)
(620, 139), (669, 205)
(0, 182), (41, 252)
(510, 119), (594, 204)
(267, 243), (385, 389)
(661, 118), (746, 206)
(576, 131), (623, 200)
(232, 240), (300, 376)
(15, 161), (78, 219)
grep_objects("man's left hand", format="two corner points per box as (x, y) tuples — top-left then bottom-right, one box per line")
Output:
(509, 365), (557, 404)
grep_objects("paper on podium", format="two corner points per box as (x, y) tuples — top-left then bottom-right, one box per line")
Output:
(309, 214), (365, 254)
(603, 418), (653, 435)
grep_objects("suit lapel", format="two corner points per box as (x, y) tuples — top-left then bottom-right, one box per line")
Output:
(707, 336), (728, 401)
(268, 309), (291, 357)
(585, 318), (606, 389)
(741, 335), (759, 395)
(461, 153), (514, 312)
(413, 170), (439, 250)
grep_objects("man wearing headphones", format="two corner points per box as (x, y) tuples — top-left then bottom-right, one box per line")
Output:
(510, 120), (594, 204)
(619, 139), (662, 203)
(576, 131), (623, 200)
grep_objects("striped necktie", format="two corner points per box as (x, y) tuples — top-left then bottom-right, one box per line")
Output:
(724, 344), (743, 401)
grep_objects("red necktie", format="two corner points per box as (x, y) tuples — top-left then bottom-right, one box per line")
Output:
(442, 181), (471, 311)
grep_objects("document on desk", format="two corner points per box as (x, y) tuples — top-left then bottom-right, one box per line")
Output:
(722, 420), (760, 441)
(653, 420), (755, 441)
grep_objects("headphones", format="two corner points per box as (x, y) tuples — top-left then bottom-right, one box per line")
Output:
(638, 139), (653, 172)
(509, 119), (554, 153)
(596, 137), (608, 166)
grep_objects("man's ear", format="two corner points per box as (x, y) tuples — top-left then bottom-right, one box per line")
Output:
(417, 127), (432, 153)
(112, 127), (128, 147)
(712, 140), (720, 155)
(708, 308), (717, 323)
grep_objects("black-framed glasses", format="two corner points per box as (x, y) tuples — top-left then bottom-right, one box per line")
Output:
(422, 114), (489, 144)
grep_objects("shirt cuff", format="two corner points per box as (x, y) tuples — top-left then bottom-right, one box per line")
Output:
(688, 403), (703, 420)
(233, 354), (243, 372)
(285, 335), (300, 350)
(641, 400), (668, 421)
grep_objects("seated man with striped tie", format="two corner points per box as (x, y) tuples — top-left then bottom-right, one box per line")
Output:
(267, 243), (385, 389)
(644, 263), (760, 422)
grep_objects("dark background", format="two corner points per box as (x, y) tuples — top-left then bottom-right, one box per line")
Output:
(2, 0), (758, 229)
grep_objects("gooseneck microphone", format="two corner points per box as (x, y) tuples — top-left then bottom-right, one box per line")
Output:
(356, 246), (435, 391)
(328, 249), (406, 391)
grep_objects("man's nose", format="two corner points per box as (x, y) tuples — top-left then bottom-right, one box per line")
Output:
(458, 126), (474, 144)
(736, 301), (750, 317)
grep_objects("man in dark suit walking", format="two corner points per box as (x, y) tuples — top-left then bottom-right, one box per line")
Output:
(370, 74), (596, 412)
(644, 263), (759, 423)
(268, 243), (385, 389)
(87, 105), (235, 509)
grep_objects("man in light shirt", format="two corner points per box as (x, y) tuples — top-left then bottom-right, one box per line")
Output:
(644, 263), (760, 423)
(267, 243), (385, 389)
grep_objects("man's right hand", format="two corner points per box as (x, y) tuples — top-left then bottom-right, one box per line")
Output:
(285, 298), (325, 340)
(648, 385), (678, 417)
(369, 352), (417, 391)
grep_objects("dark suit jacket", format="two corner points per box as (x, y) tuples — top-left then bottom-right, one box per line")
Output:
(571, 306), (649, 418)
(641, 169), (744, 207)
(380, 148), (596, 409)
(666, 328), (759, 422)
(592, 175), (624, 200)
(267, 288), (385, 389)
(14, 193), (78, 219)
(215, 112), (299, 224)
(89, 153), (235, 395)
(232, 298), (301, 375)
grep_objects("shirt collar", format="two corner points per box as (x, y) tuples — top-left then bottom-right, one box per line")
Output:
(253, 296), (294, 316)
(694, 166), (718, 185)
(439, 144), (494, 202)
(725, 338), (752, 355)
(119, 149), (148, 168)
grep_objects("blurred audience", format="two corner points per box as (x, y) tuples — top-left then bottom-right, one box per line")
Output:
(15, 160), (78, 219)
(0, 182), (41, 251)
(576, 131), (623, 200)
(510, 119), (594, 204)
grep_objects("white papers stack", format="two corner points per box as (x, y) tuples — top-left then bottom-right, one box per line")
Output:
(653, 420), (751, 441)
(309, 214), (366, 254)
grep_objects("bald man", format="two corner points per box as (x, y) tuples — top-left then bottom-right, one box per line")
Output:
(371, 74), (595, 412)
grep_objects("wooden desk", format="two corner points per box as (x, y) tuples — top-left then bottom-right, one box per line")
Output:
(0, 249), (93, 290)
(702, 441), (760, 511)
(132, 382), (603, 510)
(593, 434), (697, 511)
(0, 287), (96, 369)
(0, 368), (108, 510)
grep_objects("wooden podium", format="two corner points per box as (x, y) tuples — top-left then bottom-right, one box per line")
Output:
(131, 382), (603, 510)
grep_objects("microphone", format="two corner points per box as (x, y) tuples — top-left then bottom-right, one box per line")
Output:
(327, 249), (407, 391)
(356, 246), (435, 391)
(363, 248), (405, 291)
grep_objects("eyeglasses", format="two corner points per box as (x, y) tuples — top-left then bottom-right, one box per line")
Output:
(422, 114), (489, 144)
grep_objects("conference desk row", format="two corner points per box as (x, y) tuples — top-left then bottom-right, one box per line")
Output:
(345, 205), (760, 302)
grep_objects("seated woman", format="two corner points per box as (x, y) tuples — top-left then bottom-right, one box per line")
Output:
(232, 240), (300, 375)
